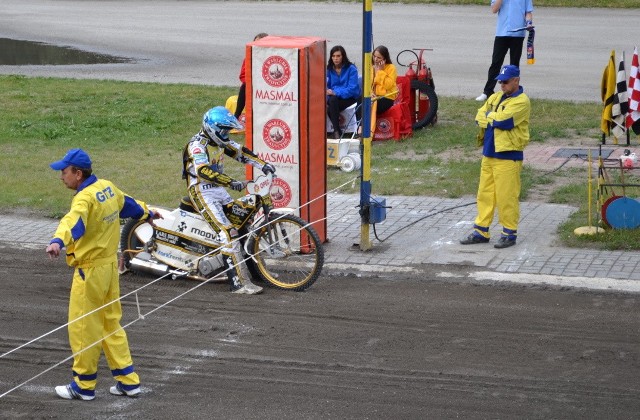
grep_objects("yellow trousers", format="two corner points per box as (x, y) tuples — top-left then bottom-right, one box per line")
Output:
(68, 261), (139, 394)
(473, 157), (522, 239)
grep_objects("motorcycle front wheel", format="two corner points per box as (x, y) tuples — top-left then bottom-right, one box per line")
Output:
(246, 214), (324, 291)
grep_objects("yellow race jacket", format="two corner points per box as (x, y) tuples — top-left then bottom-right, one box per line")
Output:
(475, 88), (530, 153)
(51, 175), (151, 268)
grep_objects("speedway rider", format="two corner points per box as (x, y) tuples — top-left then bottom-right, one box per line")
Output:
(183, 106), (275, 295)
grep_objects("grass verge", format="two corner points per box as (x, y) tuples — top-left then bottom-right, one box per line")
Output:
(1, 75), (638, 249)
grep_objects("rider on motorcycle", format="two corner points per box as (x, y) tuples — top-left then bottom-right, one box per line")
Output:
(182, 106), (276, 295)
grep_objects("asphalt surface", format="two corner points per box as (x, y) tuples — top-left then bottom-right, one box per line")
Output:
(0, 1), (639, 101)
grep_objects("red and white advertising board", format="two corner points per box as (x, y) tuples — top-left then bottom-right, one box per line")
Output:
(245, 36), (327, 242)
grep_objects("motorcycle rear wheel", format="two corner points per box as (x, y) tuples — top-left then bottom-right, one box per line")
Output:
(120, 218), (147, 271)
(246, 214), (324, 291)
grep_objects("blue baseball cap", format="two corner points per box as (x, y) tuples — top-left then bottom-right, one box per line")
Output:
(495, 65), (520, 81)
(50, 148), (92, 170)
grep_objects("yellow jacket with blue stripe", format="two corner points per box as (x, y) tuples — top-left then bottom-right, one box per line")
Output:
(50, 175), (151, 268)
(475, 87), (530, 154)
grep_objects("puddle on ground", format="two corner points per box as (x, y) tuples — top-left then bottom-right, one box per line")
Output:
(0, 38), (132, 65)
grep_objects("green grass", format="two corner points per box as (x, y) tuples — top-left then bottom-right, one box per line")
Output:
(1, 72), (638, 249)
(330, 97), (603, 200)
(553, 169), (640, 250)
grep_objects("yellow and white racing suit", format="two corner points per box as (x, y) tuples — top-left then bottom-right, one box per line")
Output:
(182, 131), (266, 289)
(473, 86), (530, 241)
(49, 175), (153, 399)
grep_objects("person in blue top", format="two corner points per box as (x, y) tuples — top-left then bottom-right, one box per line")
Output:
(461, 65), (530, 249)
(326, 45), (360, 139)
(475, 0), (534, 102)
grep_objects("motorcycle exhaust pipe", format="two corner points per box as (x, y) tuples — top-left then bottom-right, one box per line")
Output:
(128, 256), (170, 277)
(127, 254), (225, 283)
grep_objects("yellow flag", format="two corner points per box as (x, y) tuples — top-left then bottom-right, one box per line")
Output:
(370, 100), (378, 135)
(601, 50), (616, 136)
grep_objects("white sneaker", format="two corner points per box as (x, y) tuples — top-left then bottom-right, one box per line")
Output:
(245, 283), (264, 294)
(55, 384), (95, 401)
(110, 382), (141, 398)
(475, 93), (488, 101)
(232, 283), (263, 295)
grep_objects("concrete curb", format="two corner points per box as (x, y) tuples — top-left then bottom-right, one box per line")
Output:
(4, 193), (640, 292)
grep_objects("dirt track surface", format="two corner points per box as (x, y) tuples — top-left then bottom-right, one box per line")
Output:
(1, 245), (639, 419)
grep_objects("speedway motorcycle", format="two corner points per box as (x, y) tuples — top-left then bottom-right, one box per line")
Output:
(119, 173), (324, 291)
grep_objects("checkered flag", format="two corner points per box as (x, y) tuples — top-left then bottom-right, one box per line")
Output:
(612, 53), (628, 141)
(627, 47), (640, 135)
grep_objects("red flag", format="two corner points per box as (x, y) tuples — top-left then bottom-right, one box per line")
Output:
(627, 47), (640, 135)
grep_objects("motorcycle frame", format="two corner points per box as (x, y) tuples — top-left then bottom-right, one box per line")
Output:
(135, 176), (297, 279)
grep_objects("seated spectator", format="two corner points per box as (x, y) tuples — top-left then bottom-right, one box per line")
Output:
(356, 45), (398, 137)
(371, 45), (398, 115)
(326, 45), (360, 139)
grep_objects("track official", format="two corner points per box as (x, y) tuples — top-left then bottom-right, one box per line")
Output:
(46, 148), (161, 401)
(461, 64), (530, 249)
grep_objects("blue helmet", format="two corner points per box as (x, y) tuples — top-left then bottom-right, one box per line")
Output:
(202, 106), (243, 143)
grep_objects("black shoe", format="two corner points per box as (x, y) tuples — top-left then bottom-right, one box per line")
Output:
(460, 233), (489, 245)
(494, 236), (516, 249)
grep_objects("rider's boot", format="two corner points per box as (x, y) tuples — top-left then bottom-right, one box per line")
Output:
(223, 248), (263, 295)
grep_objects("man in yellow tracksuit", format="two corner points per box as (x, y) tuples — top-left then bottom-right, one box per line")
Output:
(461, 65), (530, 249)
(46, 148), (161, 401)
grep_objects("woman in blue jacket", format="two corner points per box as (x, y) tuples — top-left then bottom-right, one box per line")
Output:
(326, 45), (360, 139)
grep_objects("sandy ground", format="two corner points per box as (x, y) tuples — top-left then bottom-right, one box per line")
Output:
(1, 245), (639, 419)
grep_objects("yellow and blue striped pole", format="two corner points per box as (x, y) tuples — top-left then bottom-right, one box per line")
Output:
(359, 0), (373, 250)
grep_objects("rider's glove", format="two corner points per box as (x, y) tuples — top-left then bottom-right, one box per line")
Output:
(526, 19), (533, 29)
(230, 180), (246, 191)
(262, 163), (276, 175)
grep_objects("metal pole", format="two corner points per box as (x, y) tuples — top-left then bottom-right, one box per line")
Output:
(359, 0), (373, 251)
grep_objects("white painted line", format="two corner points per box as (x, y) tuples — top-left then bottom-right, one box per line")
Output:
(325, 263), (418, 273)
(463, 271), (640, 293)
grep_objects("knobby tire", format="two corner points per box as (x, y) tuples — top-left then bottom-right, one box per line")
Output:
(120, 218), (147, 270)
(246, 214), (324, 291)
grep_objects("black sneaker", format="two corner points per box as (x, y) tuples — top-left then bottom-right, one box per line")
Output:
(459, 233), (489, 245)
(494, 236), (516, 249)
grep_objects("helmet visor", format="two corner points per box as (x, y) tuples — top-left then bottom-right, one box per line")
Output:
(219, 128), (230, 139)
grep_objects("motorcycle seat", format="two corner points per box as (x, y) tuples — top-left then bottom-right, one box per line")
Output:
(179, 196), (197, 213)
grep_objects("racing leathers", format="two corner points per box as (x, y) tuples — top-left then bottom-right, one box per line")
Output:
(49, 175), (153, 399)
(473, 86), (530, 241)
(182, 130), (267, 292)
